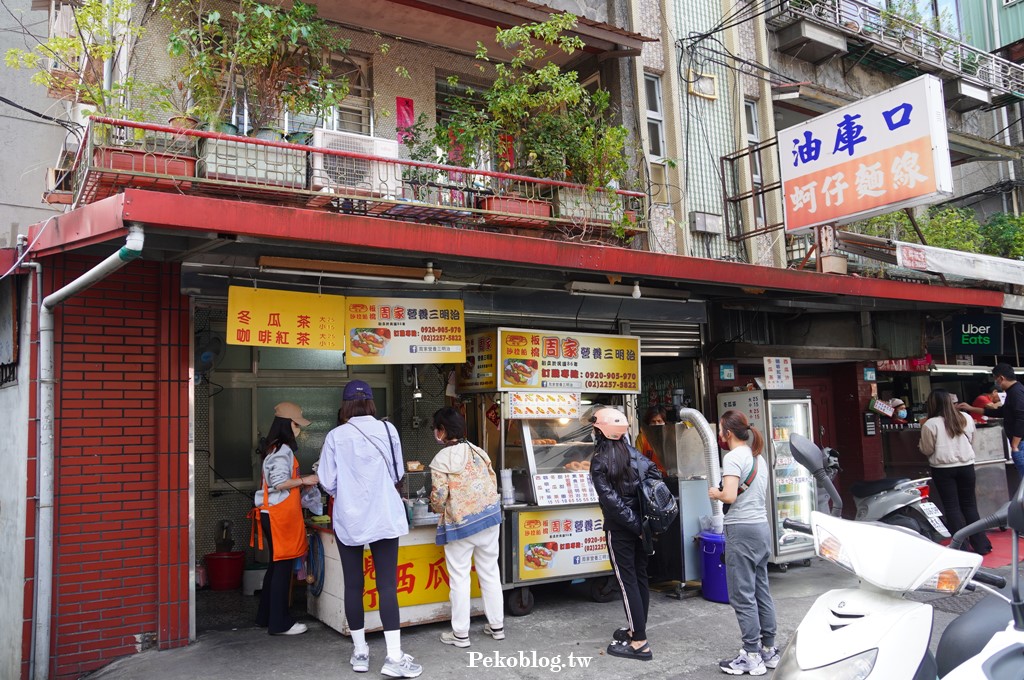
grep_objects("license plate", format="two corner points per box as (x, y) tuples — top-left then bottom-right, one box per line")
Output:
(927, 516), (948, 532)
(920, 502), (942, 518)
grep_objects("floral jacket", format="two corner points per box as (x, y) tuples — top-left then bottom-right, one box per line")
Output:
(429, 441), (502, 545)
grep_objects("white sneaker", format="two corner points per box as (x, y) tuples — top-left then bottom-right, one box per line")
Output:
(719, 649), (767, 676)
(274, 622), (307, 636)
(350, 649), (369, 673)
(484, 624), (505, 640)
(761, 646), (780, 669)
(440, 631), (470, 648)
(381, 654), (423, 678)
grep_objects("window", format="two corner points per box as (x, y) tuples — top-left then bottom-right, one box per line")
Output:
(228, 54), (371, 135)
(205, 324), (390, 488)
(744, 100), (765, 226)
(644, 74), (665, 160)
(435, 73), (495, 171)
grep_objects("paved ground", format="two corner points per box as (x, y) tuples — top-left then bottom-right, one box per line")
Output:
(83, 556), (991, 680)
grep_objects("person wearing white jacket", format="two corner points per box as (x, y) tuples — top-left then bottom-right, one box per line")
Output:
(919, 389), (992, 555)
(317, 380), (422, 679)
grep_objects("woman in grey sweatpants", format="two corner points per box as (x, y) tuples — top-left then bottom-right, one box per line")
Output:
(708, 410), (778, 676)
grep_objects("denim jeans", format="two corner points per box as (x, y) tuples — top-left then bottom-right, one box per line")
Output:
(1013, 440), (1024, 478)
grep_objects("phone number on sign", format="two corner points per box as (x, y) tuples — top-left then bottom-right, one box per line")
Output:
(420, 334), (464, 342)
(584, 380), (639, 390)
(583, 372), (637, 380)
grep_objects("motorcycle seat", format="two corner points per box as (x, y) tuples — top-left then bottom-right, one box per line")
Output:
(849, 478), (910, 498)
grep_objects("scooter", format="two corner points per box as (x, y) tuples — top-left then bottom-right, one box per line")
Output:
(777, 435), (1020, 679)
(808, 436), (949, 541)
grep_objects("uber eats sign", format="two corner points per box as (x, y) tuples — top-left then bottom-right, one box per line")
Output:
(953, 313), (1002, 355)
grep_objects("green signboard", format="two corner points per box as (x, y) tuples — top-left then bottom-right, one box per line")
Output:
(952, 313), (1002, 355)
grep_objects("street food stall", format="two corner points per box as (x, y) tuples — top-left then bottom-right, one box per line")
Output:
(459, 328), (641, 614)
(226, 286), (488, 632)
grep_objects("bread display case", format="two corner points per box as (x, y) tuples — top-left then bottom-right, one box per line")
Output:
(504, 416), (599, 506)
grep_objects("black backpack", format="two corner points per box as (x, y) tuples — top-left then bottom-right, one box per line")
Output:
(630, 449), (679, 535)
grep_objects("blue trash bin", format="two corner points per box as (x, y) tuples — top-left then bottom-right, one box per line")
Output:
(698, 530), (729, 603)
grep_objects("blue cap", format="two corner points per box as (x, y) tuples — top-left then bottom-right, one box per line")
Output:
(343, 380), (374, 401)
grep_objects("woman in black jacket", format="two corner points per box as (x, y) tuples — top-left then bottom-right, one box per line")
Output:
(590, 407), (660, 661)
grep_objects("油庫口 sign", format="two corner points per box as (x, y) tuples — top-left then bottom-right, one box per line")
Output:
(227, 286), (344, 351)
(952, 313), (1002, 355)
(779, 75), (952, 233)
(497, 328), (640, 393)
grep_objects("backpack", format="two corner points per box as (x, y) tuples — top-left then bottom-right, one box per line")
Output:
(630, 449), (679, 535)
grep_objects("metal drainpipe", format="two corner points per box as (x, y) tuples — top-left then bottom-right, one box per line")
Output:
(31, 224), (144, 680)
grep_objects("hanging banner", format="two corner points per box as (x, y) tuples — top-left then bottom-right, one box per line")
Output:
(498, 328), (640, 393)
(897, 241), (1024, 286)
(780, 75), (952, 233)
(345, 297), (466, 364)
(877, 354), (933, 372)
(226, 286), (344, 350)
(458, 330), (499, 392)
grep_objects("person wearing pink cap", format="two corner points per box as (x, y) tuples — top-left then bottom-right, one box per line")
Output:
(590, 406), (660, 661)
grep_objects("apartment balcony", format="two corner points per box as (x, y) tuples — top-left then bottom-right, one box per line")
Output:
(768, 0), (1024, 111)
(60, 119), (646, 244)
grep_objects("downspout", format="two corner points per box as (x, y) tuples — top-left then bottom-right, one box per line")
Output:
(31, 224), (144, 680)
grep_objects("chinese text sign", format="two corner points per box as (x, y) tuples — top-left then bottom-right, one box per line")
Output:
(497, 328), (640, 393)
(779, 75), (952, 233)
(226, 286), (344, 351)
(345, 297), (466, 365)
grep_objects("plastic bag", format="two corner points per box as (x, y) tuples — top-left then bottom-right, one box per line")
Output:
(301, 486), (323, 515)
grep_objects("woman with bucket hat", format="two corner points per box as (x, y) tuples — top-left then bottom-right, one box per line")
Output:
(251, 402), (318, 636)
(317, 380), (422, 678)
(590, 406), (660, 661)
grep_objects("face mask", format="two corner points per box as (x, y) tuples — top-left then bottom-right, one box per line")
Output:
(897, 409), (908, 419)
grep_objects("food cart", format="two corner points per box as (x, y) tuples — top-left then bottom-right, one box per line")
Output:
(297, 293), (488, 633)
(460, 327), (641, 615)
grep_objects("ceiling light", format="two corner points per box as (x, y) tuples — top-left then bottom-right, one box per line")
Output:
(423, 262), (436, 284)
(259, 255), (442, 282)
(930, 364), (993, 375)
(567, 281), (690, 301)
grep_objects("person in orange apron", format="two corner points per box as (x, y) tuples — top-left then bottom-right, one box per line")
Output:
(250, 402), (318, 635)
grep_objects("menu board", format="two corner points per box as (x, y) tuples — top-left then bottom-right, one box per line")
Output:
(227, 286), (344, 350)
(345, 297), (466, 365)
(507, 392), (580, 419)
(498, 328), (640, 393)
(458, 330), (498, 392)
(533, 472), (599, 505)
(516, 507), (610, 581)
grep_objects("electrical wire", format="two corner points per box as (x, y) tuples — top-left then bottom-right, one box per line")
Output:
(0, 215), (57, 281)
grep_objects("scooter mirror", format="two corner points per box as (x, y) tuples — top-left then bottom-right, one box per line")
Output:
(1008, 476), (1024, 535)
(790, 434), (825, 472)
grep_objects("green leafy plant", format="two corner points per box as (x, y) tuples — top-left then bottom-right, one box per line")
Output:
(980, 213), (1024, 259)
(164, 0), (351, 134)
(5, 0), (148, 120)
(425, 13), (629, 188)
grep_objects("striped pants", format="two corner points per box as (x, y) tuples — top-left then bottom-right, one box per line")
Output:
(606, 530), (650, 640)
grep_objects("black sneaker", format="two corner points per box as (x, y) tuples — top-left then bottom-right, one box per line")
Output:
(607, 641), (652, 661)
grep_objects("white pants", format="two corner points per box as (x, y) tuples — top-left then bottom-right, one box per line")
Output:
(444, 524), (503, 635)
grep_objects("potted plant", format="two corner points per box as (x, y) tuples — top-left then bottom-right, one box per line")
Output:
(5, 0), (197, 199)
(420, 14), (632, 233)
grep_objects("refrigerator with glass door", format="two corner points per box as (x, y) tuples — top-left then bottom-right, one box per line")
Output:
(717, 389), (817, 568)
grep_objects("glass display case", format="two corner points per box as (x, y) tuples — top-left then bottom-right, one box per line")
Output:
(504, 417), (599, 506)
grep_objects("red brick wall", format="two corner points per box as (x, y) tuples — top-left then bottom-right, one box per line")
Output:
(24, 256), (189, 679)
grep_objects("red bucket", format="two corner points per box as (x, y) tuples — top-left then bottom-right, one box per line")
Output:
(205, 551), (245, 590)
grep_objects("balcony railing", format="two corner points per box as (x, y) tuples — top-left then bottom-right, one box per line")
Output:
(65, 118), (647, 243)
(769, 0), (1024, 108)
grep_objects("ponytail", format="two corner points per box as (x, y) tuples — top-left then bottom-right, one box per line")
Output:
(720, 409), (764, 456)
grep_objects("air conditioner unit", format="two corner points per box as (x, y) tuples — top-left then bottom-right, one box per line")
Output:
(311, 129), (402, 198)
